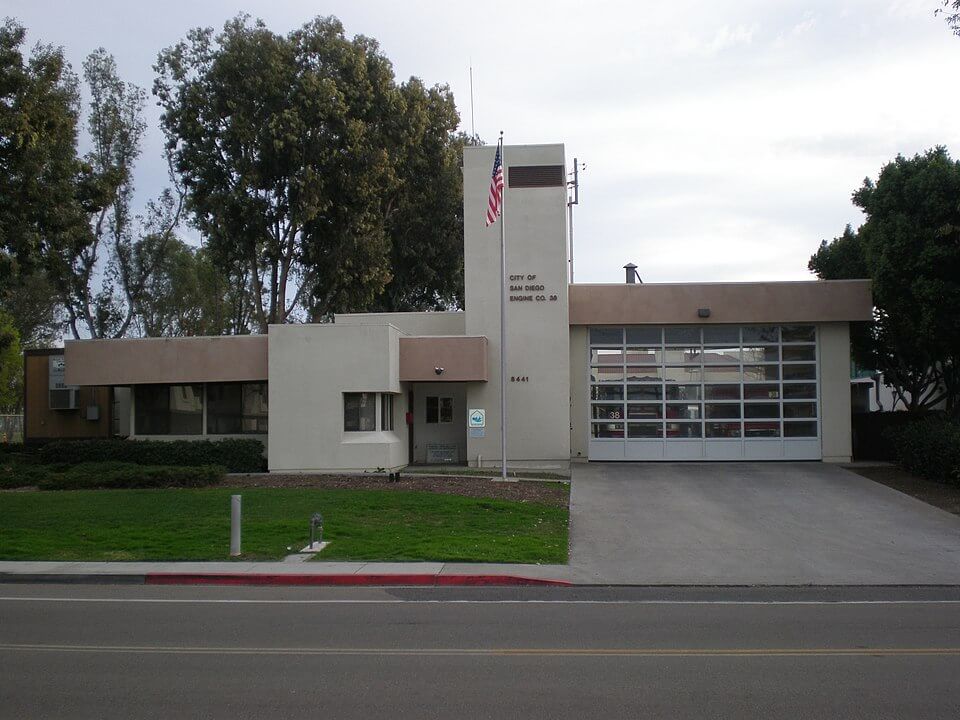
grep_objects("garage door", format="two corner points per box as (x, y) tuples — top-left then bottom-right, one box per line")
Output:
(587, 325), (820, 461)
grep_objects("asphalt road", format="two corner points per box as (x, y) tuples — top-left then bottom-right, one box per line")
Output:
(2, 584), (960, 719)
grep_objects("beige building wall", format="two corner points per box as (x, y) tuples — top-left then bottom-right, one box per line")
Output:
(268, 323), (406, 472)
(463, 144), (571, 467)
(568, 325), (589, 460)
(335, 311), (465, 336)
(819, 322), (853, 463)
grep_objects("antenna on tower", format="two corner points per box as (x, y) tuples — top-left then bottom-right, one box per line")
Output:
(567, 158), (585, 283)
(469, 60), (476, 139)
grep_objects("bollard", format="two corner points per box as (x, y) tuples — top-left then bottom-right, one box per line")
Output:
(230, 494), (242, 557)
(310, 512), (323, 549)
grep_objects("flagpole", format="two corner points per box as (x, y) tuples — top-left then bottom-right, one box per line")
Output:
(498, 132), (508, 482)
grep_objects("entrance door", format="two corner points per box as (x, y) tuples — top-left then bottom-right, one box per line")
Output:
(587, 325), (820, 461)
(409, 382), (468, 464)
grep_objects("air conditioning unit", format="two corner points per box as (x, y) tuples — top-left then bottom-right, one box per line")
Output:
(49, 388), (79, 410)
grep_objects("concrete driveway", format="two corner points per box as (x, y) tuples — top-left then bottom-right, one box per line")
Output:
(569, 462), (960, 585)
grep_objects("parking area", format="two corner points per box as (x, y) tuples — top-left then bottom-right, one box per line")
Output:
(569, 462), (960, 584)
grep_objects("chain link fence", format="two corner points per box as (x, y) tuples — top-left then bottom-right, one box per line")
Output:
(0, 414), (24, 443)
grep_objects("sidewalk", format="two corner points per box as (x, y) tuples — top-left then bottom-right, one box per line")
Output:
(0, 560), (572, 587)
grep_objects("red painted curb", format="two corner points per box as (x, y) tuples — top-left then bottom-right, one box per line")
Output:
(144, 573), (571, 587)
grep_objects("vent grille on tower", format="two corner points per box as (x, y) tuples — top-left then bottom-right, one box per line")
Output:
(507, 165), (565, 188)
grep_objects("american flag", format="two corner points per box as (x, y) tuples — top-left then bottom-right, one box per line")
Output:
(485, 143), (504, 226)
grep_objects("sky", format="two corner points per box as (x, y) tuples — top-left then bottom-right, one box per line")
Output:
(5, 0), (960, 284)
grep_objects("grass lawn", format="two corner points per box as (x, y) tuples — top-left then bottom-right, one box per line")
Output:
(0, 487), (568, 563)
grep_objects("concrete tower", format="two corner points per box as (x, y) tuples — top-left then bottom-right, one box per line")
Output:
(463, 144), (571, 467)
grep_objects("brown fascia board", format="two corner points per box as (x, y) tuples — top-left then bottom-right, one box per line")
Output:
(64, 335), (268, 386)
(399, 336), (488, 382)
(568, 279), (873, 325)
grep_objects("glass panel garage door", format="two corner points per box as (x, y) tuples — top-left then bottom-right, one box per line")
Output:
(588, 325), (820, 461)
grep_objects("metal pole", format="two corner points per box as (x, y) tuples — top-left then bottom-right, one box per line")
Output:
(230, 494), (241, 557)
(568, 157), (579, 283)
(469, 63), (476, 139)
(498, 133), (508, 482)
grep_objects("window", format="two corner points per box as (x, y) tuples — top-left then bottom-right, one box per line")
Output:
(207, 382), (268, 434)
(426, 396), (454, 424)
(589, 327), (623, 345)
(134, 384), (202, 435)
(589, 325), (820, 448)
(242, 384), (269, 433)
(381, 394), (394, 431)
(344, 392), (377, 432)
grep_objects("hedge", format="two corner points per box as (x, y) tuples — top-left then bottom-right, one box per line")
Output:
(887, 417), (960, 485)
(37, 462), (225, 490)
(39, 438), (265, 473)
(0, 455), (48, 489)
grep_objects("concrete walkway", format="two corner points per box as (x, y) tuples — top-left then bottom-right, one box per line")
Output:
(568, 462), (960, 585)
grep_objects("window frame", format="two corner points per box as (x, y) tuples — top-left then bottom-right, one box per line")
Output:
(381, 393), (394, 432)
(425, 395), (455, 425)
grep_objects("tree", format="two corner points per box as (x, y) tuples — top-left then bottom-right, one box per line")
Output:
(0, 309), (21, 413)
(0, 268), (60, 347)
(367, 86), (475, 312)
(135, 239), (253, 336)
(0, 20), (87, 290)
(938, 1), (960, 35)
(46, 48), (184, 339)
(155, 15), (466, 330)
(809, 148), (960, 416)
(1, 23), (185, 340)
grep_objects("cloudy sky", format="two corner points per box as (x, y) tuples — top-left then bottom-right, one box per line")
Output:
(6, 0), (960, 283)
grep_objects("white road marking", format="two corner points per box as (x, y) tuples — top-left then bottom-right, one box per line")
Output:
(2, 642), (959, 657)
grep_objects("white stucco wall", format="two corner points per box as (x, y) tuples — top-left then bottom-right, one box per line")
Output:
(819, 322), (853, 463)
(463, 144), (571, 467)
(267, 323), (406, 472)
(335, 311), (465, 337)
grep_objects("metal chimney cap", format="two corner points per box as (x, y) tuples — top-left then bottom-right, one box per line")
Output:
(623, 263), (638, 270)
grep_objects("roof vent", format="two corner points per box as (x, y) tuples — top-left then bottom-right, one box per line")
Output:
(623, 263), (642, 284)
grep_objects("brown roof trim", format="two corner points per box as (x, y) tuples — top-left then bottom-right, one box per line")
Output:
(64, 335), (268, 386)
(23, 348), (64, 357)
(568, 279), (873, 325)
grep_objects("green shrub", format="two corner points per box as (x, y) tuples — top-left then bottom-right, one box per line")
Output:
(0, 454), (48, 489)
(887, 417), (960, 485)
(38, 462), (225, 490)
(0, 443), (42, 458)
(39, 438), (265, 473)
